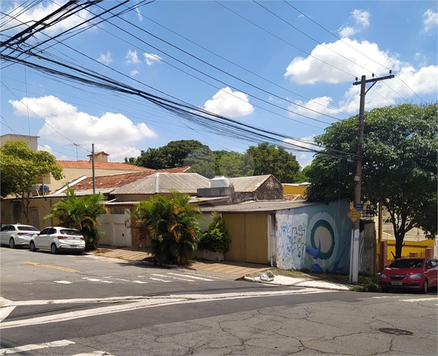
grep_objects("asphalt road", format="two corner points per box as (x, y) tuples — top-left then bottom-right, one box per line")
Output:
(1, 247), (437, 356)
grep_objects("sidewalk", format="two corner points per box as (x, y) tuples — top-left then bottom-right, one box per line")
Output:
(90, 246), (351, 291)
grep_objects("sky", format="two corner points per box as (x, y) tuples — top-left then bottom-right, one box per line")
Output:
(1, 0), (437, 169)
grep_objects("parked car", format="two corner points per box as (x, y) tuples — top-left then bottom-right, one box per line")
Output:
(379, 258), (438, 294)
(0, 224), (40, 248)
(30, 227), (85, 254)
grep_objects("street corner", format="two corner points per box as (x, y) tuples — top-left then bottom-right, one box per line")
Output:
(243, 270), (352, 291)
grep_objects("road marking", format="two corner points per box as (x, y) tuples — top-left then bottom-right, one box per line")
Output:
(72, 352), (114, 356)
(1, 296), (145, 307)
(132, 280), (148, 284)
(0, 288), (330, 330)
(0, 306), (15, 323)
(0, 339), (74, 355)
(24, 261), (80, 273)
(167, 272), (213, 281)
(82, 277), (112, 284)
(54, 281), (73, 284)
(152, 273), (195, 282)
(149, 277), (171, 282)
(400, 297), (438, 302)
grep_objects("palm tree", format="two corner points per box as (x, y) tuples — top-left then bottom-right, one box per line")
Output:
(44, 187), (108, 250)
(130, 191), (202, 265)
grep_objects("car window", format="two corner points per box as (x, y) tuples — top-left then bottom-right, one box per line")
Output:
(0, 226), (8, 232)
(60, 229), (81, 236)
(49, 228), (56, 234)
(8, 226), (15, 231)
(40, 228), (50, 234)
(17, 226), (38, 231)
(389, 259), (424, 269)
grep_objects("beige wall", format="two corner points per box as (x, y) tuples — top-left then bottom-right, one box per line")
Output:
(0, 196), (60, 229)
(0, 134), (39, 151)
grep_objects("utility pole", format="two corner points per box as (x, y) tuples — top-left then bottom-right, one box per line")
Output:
(349, 73), (394, 283)
(92, 143), (96, 195)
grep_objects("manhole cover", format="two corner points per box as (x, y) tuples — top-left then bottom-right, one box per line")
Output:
(378, 328), (413, 336)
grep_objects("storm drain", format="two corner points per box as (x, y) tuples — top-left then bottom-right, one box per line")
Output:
(378, 328), (413, 336)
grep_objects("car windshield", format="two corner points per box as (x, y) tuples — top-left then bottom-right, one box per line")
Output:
(390, 259), (424, 269)
(17, 226), (38, 231)
(60, 229), (81, 236)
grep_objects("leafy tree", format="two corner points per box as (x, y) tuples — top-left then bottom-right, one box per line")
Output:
(130, 191), (202, 265)
(136, 140), (214, 169)
(294, 165), (312, 183)
(0, 140), (64, 223)
(306, 103), (438, 258)
(44, 187), (109, 250)
(198, 213), (230, 253)
(214, 150), (255, 177)
(246, 142), (300, 182)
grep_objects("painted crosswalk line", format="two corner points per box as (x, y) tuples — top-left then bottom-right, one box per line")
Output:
(0, 288), (330, 330)
(0, 339), (75, 355)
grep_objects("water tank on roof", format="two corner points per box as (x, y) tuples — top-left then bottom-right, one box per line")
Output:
(210, 176), (229, 188)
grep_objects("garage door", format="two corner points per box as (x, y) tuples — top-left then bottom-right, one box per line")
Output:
(223, 213), (268, 264)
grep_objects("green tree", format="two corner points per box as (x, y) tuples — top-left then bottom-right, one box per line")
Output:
(44, 187), (109, 250)
(130, 191), (202, 265)
(214, 150), (255, 177)
(246, 142), (300, 182)
(0, 140), (64, 223)
(306, 103), (438, 258)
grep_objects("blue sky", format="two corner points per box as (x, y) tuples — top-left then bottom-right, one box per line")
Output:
(1, 0), (437, 168)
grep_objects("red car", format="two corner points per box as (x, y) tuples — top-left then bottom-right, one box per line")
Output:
(379, 258), (438, 293)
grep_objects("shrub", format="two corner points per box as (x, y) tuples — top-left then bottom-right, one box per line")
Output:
(199, 213), (230, 253)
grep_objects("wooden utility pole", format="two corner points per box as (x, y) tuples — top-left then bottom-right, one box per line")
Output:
(349, 73), (394, 283)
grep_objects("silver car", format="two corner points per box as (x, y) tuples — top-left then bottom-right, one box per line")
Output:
(0, 224), (40, 248)
(30, 226), (85, 254)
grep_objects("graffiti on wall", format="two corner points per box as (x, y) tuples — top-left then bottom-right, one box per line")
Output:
(276, 213), (307, 270)
(276, 201), (351, 273)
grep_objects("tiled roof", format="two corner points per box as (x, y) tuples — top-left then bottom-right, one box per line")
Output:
(57, 160), (154, 171)
(113, 173), (209, 195)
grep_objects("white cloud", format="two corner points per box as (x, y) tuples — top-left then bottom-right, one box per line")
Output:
(203, 87), (254, 118)
(423, 9), (438, 32)
(339, 26), (355, 38)
(352, 9), (370, 28)
(9, 96), (157, 162)
(288, 96), (339, 118)
(143, 53), (162, 66)
(38, 144), (52, 154)
(135, 5), (143, 22)
(97, 51), (112, 65)
(130, 69), (139, 77)
(126, 49), (140, 64)
(285, 38), (401, 84)
(3, 1), (91, 36)
(342, 65), (438, 111)
(338, 10), (370, 38)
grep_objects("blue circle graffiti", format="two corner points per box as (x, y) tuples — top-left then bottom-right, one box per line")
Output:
(310, 219), (335, 260)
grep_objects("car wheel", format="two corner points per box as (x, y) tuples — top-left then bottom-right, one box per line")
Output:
(29, 241), (37, 252)
(50, 243), (58, 254)
(421, 279), (428, 294)
(9, 238), (15, 248)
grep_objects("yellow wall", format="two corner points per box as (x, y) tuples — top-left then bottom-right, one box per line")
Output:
(283, 184), (309, 196)
(383, 239), (434, 260)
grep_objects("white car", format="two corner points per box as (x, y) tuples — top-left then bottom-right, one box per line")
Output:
(0, 224), (40, 248)
(30, 226), (85, 254)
